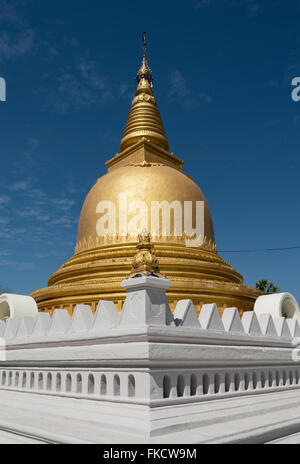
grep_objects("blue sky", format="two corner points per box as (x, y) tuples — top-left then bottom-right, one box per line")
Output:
(0, 0), (299, 301)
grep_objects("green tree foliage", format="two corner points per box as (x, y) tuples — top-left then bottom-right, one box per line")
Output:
(256, 279), (280, 294)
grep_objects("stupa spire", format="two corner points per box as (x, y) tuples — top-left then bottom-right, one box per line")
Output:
(136, 31), (153, 88)
(120, 32), (169, 153)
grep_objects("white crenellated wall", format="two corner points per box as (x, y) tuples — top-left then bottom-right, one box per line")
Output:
(0, 276), (300, 407)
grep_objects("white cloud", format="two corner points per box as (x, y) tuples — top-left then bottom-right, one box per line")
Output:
(50, 217), (75, 228)
(34, 250), (68, 259)
(52, 197), (76, 211)
(194, 0), (213, 10)
(0, 194), (11, 206)
(119, 83), (132, 100)
(37, 53), (115, 112)
(17, 207), (43, 218)
(168, 69), (213, 109)
(26, 188), (47, 202)
(0, 250), (12, 257)
(194, 0), (265, 18)
(16, 206), (50, 221)
(0, 227), (26, 239)
(0, 1), (23, 25)
(0, 259), (35, 271)
(199, 92), (213, 103)
(0, 28), (34, 61)
(168, 70), (190, 99)
(0, 2), (35, 62)
(247, 3), (260, 18)
(28, 138), (40, 149)
(9, 181), (30, 191)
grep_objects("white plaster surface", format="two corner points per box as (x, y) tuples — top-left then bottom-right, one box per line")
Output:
(254, 292), (300, 321)
(0, 294), (38, 320)
(0, 279), (299, 444)
(0, 389), (300, 443)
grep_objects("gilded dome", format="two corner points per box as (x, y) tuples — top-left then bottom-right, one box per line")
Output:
(76, 163), (215, 251)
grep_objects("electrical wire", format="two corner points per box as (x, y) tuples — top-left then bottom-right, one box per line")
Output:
(218, 246), (300, 253)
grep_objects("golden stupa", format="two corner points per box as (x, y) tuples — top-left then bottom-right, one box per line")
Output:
(31, 34), (261, 316)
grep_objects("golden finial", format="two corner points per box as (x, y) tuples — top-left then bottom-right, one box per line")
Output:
(142, 31), (146, 58)
(129, 233), (162, 277)
(136, 31), (153, 88)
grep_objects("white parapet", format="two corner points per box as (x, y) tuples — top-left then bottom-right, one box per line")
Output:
(254, 292), (300, 321)
(0, 282), (299, 404)
(0, 294), (38, 321)
(0, 279), (299, 443)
